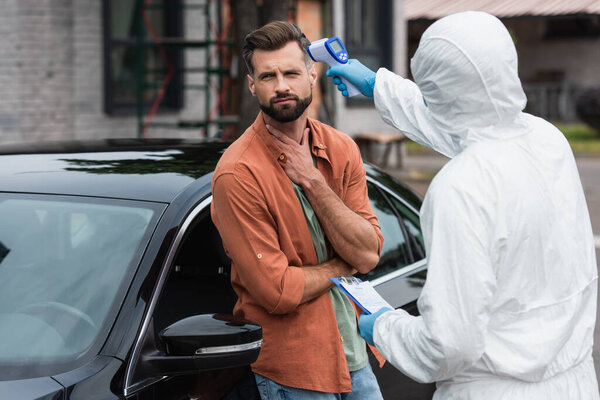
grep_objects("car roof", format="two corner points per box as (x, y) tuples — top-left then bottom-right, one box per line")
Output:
(0, 139), (229, 203)
(0, 138), (422, 209)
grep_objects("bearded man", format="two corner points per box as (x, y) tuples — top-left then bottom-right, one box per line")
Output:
(211, 21), (385, 399)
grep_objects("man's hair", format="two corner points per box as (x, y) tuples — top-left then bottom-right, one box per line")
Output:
(242, 21), (311, 76)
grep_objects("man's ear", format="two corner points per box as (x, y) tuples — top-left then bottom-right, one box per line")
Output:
(309, 64), (318, 88)
(247, 74), (256, 96)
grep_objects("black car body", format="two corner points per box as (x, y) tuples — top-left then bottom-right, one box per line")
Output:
(0, 139), (434, 399)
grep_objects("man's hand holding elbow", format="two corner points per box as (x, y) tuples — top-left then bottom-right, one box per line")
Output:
(301, 256), (356, 304)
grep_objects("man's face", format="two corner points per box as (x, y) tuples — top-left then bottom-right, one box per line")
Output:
(248, 41), (317, 123)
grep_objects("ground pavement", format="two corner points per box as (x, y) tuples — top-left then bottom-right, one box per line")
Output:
(383, 151), (600, 382)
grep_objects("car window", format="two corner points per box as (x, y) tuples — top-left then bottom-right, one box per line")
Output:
(388, 195), (426, 261)
(152, 208), (236, 336)
(359, 182), (411, 281)
(0, 194), (161, 377)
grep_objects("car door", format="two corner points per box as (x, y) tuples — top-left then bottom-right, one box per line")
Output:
(125, 197), (260, 400)
(363, 178), (436, 399)
(360, 179), (427, 311)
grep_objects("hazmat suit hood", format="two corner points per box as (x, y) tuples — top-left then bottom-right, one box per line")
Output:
(411, 11), (528, 152)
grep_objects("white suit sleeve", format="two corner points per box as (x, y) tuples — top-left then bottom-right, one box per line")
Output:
(372, 172), (497, 383)
(373, 68), (461, 158)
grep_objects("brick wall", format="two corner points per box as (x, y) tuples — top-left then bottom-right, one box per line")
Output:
(0, 0), (21, 143)
(0, 0), (79, 144)
(0, 0), (214, 145)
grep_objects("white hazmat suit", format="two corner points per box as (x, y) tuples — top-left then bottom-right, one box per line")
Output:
(372, 11), (599, 399)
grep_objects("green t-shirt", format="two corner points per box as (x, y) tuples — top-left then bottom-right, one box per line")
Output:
(290, 179), (368, 372)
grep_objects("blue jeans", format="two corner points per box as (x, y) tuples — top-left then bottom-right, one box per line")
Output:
(254, 364), (384, 400)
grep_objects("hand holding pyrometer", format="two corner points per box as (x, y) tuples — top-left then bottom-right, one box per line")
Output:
(307, 37), (361, 97)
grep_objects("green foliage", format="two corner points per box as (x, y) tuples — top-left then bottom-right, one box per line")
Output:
(555, 123), (600, 154)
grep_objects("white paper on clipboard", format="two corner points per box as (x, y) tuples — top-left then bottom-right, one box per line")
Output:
(330, 276), (393, 314)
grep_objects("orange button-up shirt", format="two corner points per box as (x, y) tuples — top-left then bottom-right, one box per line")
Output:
(211, 113), (384, 393)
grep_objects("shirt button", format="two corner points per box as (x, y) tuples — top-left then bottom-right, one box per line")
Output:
(340, 336), (344, 342)
(279, 154), (286, 161)
(257, 253), (263, 259)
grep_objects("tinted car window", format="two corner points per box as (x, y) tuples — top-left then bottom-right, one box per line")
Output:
(389, 195), (426, 261)
(360, 182), (411, 281)
(0, 194), (160, 377)
(153, 209), (236, 335)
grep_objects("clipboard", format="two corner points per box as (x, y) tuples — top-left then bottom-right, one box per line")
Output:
(330, 276), (393, 315)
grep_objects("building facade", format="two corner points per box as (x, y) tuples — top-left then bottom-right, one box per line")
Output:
(0, 0), (407, 145)
(406, 0), (600, 122)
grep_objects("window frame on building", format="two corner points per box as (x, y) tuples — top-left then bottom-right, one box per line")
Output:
(544, 15), (600, 40)
(343, 0), (393, 106)
(102, 0), (184, 116)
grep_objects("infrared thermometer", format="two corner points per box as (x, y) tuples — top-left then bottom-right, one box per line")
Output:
(307, 37), (361, 97)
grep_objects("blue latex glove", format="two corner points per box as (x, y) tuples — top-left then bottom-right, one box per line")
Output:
(326, 59), (377, 98)
(359, 307), (393, 346)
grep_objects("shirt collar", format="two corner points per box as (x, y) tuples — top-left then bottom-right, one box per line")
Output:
(251, 112), (329, 161)
(307, 118), (328, 154)
(251, 112), (282, 161)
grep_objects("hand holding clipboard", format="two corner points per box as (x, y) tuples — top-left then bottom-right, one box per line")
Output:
(330, 276), (393, 314)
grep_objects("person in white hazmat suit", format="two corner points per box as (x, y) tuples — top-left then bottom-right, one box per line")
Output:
(326, 11), (599, 400)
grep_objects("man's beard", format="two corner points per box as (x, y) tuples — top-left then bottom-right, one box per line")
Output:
(259, 92), (313, 123)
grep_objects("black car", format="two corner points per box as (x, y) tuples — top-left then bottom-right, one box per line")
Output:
(0, 139), (434, 399)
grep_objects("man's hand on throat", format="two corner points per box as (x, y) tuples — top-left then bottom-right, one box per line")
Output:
(266, 124), (323, 189)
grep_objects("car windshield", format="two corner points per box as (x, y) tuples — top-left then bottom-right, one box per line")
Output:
(0, 194), (162, 374)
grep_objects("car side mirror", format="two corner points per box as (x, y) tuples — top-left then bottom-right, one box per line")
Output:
(140, 314), (262, 378)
